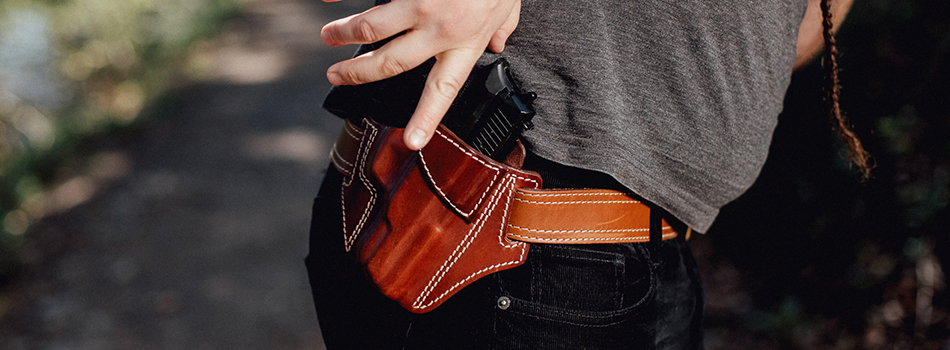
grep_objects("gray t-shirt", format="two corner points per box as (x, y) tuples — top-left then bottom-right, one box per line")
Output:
(501, 0), (808, 232)
(323, 0), (808, 232)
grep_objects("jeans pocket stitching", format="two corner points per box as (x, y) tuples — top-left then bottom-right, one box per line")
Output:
(496, 244), (657, 326)
(499, 288), (653, 327)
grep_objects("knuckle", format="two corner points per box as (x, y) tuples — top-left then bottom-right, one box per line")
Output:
(352, 17), (378, 42)
(410, 0), (435, 18)
(419, 110), (443, 125)
(413, 110), (444, 131)
(430, 77), (463, 99)
(378, 55), (410, 79)
(337, 67), (365, 85)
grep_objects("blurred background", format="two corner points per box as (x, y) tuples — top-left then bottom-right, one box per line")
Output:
(0, 0), (946, 349)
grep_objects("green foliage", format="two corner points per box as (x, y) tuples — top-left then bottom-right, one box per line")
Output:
(0, 0), (245, 283)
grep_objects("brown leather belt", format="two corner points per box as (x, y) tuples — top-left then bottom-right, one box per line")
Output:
(330, 120), (689, 244)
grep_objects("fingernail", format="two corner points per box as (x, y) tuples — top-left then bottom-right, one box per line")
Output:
(327, 70), (343, 85)
(321, 28), (336, 46)
(407, 129), (428, 150)
(327, 63), (344, 85)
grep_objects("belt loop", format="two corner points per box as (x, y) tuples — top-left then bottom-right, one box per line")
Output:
(648, 206), (662, 245)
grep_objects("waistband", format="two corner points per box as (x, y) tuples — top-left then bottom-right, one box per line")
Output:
(330, 119), (691, 244)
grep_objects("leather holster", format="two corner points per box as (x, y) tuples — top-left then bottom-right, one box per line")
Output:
(338, 118), (542, 313)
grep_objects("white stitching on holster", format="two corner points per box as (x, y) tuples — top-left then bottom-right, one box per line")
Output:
(508, 224), (667, 234)
(512, 198), (641, 205)
(506, 232), (677, 243)
(517, 191), (633, 198)
(412, 175), (527, 310)
(342, 121), (379, 252)
(417, 129), (502, 219)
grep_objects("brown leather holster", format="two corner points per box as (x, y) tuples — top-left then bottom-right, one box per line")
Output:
(334, 118), (542, 313)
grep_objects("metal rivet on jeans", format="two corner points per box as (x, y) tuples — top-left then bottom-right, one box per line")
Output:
(496, 296), (511, 310)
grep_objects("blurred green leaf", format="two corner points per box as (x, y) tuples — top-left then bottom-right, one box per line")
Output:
(0, 0), (245, 283)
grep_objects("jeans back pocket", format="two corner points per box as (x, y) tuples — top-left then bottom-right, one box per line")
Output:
(496, 243), (655, 323)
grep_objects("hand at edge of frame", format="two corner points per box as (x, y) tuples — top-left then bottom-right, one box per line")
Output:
(320, 0), (521, 150)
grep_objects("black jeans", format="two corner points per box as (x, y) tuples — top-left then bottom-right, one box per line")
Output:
(306, 154), (705, 350)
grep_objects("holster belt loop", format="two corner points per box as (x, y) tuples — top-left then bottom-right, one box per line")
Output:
(649, 204), (663, 244)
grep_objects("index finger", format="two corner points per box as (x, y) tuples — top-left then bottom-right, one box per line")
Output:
(321, 2), (415, 47)
(403, 49), (482, 150)
(326, 30), (440, 86)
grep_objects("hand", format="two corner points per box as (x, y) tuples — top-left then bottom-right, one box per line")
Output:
(321, 0), (521, 150)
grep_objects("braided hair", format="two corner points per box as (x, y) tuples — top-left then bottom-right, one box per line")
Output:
(820, 0), (873, 181)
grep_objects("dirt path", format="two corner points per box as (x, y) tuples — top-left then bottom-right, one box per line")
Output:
(1, 0), (370, 348)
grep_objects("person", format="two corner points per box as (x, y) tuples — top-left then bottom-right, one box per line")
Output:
(305, 0), (867, 348)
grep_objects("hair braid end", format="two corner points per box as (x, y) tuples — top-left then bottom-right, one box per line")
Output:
(820, 0), (874, 182)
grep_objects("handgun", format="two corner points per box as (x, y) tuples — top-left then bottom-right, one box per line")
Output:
(442, 58), (536, 162)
